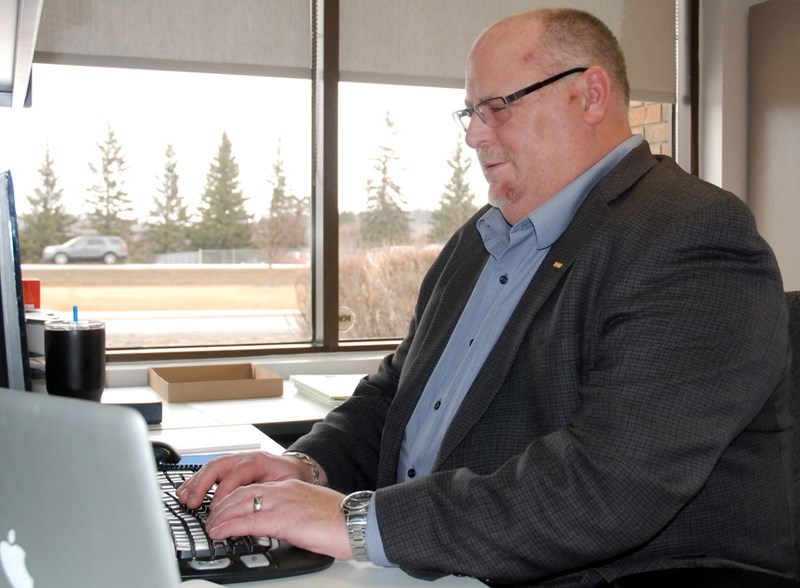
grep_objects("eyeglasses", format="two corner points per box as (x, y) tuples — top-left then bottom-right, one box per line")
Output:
(452, 67), (588, 132)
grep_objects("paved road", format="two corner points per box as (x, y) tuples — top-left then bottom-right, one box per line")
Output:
(77, 309), (307, 348)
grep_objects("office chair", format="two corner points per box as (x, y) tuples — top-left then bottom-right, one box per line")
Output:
(612, 291), (800, 587)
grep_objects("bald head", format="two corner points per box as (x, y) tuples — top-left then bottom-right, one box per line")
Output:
(462, 8), (634, 223)
(471, 9), (630, 109)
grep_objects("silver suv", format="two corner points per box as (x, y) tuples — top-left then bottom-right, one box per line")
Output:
(43, 236), (128, 265)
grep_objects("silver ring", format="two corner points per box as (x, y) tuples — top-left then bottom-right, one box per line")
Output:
(253, 494), (263, 513)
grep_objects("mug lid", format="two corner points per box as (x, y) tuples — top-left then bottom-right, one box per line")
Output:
(44, 319), (105, 331)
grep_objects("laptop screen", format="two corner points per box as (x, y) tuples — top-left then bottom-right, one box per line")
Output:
(0, 170), (31, 391)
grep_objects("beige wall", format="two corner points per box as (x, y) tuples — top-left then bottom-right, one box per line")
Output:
(698, 0), (761, 198)
(698, 0), (799, 291)
(747, 0), (800, 291)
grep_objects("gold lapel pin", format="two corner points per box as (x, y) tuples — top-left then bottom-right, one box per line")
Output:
(552, 261), (564, 270)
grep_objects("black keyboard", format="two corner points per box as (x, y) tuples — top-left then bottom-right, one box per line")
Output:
(158, 464), (334, 583)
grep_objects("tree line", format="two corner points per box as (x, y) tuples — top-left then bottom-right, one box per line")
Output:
(19, 114), (479, 264)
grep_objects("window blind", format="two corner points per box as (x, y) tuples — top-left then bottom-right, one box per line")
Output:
(33, 0), (675, 102)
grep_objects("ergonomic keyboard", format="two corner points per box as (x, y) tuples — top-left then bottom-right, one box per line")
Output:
(158, 464), (334, 583)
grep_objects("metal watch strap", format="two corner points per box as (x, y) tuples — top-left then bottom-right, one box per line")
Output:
(341, 490), (374, 562)
(346, 512), (369, 561)
(282, 451), (320, 485)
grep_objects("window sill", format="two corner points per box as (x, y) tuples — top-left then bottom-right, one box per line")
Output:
(105, 349), (385, 388)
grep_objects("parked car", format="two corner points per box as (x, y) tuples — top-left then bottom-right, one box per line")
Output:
(43, 236), (128, 265)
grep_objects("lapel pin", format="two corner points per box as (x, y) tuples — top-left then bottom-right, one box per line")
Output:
(552, 261), (564, 270)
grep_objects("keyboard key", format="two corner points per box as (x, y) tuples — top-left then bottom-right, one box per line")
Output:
(241, 553), (272, 568)
(188, 557), (231, 571)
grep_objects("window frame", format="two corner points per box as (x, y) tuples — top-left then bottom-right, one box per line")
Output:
(108, 0), (400, 363)
(26, 0), (684, 364)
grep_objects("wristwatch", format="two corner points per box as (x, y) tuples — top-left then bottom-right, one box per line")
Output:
(341, 490), (374, 561)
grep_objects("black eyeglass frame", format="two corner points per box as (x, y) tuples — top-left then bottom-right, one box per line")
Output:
(452, 67), (589, 132)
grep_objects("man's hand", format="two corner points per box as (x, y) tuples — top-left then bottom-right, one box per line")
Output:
(175, 451), (353, 559)
(176, 451), (318, 510)
(204, 479), (353, 560)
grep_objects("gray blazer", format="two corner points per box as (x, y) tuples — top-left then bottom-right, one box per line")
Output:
(293, 142), (796, 585)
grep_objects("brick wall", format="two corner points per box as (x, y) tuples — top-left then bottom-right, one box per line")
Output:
(629, 101), (673, 155)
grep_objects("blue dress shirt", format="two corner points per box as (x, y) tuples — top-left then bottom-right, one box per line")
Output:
(366, 135), (643, 566)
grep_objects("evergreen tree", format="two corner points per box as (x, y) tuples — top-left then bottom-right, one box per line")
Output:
(429, 140), (478, 242)
(191, 132), (252, 250)
(87, 124), (134, 237)
(146, 143), (191, 256)
(19, 147), (75, 262)
(253, 141), (309, 266)
(359, 113), (410, 247)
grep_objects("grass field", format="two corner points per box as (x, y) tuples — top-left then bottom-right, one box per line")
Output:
(22, 264), (306, 312)
(22, 248), (437, 345)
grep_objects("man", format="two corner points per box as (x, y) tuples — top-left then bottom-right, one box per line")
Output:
(178, 9), (796, 586)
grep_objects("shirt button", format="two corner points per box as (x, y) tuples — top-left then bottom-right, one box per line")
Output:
(433, 400), (441, 410)
(407, 468), (416, 478)
(499, 274), (508, 284)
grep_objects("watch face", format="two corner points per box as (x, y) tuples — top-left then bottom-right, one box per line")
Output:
(342, 490), (374, 513)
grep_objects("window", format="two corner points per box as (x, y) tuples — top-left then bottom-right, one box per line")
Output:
(337, 82), (484, 341)
(1, 0), (677, 359)
(3, 65), (314, 350)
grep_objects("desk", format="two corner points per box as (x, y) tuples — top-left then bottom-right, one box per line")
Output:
(226, 561), (482, 587)
(182, 561), (482, 587)
(103, 386), (298, 455)
(104, 381), (330, 443)
(150, 422), (286, 456)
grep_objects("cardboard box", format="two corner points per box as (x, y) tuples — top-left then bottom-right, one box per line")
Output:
(148, 363), (283, 402)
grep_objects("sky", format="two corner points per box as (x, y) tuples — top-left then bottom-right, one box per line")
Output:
(0, 64), (487, 220)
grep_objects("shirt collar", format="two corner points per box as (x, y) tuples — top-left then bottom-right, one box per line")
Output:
(477, 135), (642, 253)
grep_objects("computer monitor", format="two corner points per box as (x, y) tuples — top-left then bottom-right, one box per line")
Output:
(0, 170), (32, 391)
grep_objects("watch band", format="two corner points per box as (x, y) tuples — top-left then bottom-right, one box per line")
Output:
(282, 451), (320, 486)
(346, 512), (369, 561)
(341, 490), (374, 562)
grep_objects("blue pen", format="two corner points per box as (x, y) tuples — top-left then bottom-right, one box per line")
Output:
(73, 305), (78, 323)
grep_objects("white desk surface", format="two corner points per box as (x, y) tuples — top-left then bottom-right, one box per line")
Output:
(150, 423), (286, 456)
(103, 386), (292, 455)
(103, 381), (330, 430)
(181, 560), (482, 587)
(239, 561), (482, 586)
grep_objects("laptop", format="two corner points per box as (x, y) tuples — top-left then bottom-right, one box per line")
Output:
(0, 389), (330, 588)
